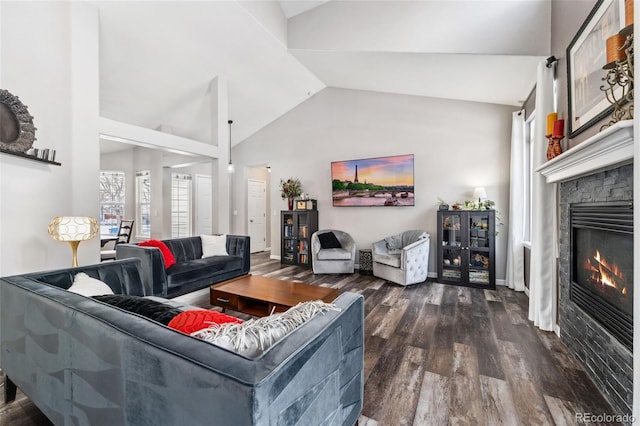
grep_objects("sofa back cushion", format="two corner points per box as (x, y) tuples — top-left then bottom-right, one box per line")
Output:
(24, 259), (146, 296)
(401, 230), (428, 247)
(162, 237), (203, 263)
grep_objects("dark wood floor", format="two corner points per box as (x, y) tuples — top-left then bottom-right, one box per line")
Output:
(1, 252), (618, 425)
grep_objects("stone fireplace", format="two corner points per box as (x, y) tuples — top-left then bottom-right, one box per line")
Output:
(538, 121), (633, 416)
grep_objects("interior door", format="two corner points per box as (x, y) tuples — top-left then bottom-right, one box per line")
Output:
(247, 178), (266, 253)
(195, 175), (213, 235)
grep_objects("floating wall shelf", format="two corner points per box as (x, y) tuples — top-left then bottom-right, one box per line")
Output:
(0, 148), (61, 166)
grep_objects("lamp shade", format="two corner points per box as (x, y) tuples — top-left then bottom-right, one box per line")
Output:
(48, 216), (98, 241)
(473, 187), (487, 201)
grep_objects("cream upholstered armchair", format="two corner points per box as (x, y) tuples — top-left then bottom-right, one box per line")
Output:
(311, 230), (356, 274)
(372, 230), (430, 286)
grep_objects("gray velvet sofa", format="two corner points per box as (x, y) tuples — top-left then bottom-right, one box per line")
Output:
(0, 259), (364, 425)
(116, 235), (250, 298)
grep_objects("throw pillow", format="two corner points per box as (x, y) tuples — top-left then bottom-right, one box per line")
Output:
(93, 294), (183, 325)
(193, 300), (340, 357)
(384, 234), (403, 251)
(168, 310), (243, 334)
(139, 240), (176, 269)
(68, 273), (114, 297)
(317, 232), (342, 249)
(201, 234), (228, 258)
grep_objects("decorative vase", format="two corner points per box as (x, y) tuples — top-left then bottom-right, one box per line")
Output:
(288, 198), (294, 211)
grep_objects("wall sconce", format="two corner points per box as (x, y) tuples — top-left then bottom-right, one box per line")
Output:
(48, 216), (99, 267)
(472, 187), (487, 203)
(266, 164), (271, 173)
(227, 119), (235, 174)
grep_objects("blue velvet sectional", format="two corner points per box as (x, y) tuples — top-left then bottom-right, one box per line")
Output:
(0, 259), (364, 425)
(116, 235), (250, 298)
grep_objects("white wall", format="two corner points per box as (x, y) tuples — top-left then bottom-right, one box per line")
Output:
(232, 87), (514, 279)
(0, 2), (99, 275)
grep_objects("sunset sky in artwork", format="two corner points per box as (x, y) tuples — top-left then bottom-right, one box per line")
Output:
(331, 154), (414, 186)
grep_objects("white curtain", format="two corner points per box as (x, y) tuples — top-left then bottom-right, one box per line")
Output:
(505, 112), (526, 291)
(528, 60), (557, 331)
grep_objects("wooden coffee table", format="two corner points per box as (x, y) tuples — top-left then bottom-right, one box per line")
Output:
(210, 275), (339, 317)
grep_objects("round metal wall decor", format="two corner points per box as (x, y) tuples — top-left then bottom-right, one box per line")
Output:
(0, 89), (36, 153)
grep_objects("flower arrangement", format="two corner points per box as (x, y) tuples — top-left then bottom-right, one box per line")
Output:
(280, 178), (302, 199)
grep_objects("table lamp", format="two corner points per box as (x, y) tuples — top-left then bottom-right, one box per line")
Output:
(473, 187), (487, 203)
(48, 216), (99, 267)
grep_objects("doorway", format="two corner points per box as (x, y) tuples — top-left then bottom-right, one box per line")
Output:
(247, 178), (266, 253)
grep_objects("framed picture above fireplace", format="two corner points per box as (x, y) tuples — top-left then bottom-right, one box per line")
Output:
(566, 0), (627, 138)
(331, 154), (414, 207)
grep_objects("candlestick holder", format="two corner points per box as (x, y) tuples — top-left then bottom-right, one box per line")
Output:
(600, 27), (634, 130)
(546, 135), (564, 160)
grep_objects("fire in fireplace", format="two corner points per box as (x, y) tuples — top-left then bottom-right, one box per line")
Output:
(571, 202), (633, 350)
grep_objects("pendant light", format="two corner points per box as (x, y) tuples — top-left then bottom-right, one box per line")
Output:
(227, 119), (235, 174)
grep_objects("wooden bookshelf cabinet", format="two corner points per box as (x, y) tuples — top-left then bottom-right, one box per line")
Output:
(281, 210), (318, 268)
(437, 210), (495, 289)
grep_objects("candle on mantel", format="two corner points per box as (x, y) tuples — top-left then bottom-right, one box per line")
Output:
(606, 34), (626, 64)
(552, 119), (565, 137)
(546, 112), (558, 135)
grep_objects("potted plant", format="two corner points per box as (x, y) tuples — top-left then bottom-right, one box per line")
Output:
(280, 178), (302, 210)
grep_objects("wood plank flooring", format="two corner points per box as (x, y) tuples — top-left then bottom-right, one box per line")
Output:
(0, 252), (619, 425)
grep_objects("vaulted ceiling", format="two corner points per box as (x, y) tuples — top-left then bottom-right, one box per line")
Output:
(94, 0), (550, 147)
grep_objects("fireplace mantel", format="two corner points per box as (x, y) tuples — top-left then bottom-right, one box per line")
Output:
(536, 120), (633, 183)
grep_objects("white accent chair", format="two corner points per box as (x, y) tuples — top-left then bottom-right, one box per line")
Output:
(311, 230), (356, 274)
(372, 230), (430, 286)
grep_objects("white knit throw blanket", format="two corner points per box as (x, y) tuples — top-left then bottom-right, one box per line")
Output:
(193, 300), (341, 356)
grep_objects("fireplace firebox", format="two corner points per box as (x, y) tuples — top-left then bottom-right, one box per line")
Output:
(570, 202), (633, 351)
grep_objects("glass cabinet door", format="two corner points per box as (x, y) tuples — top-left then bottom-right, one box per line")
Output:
(468, 212), (491, 285)
(282, 213), (295, 263)
(297, 213), (309, 265)
(441, 213), (463, 283)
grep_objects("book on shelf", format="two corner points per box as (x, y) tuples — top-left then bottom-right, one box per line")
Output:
(299, 225), (308, 238)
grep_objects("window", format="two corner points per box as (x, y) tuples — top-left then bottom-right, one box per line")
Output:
(136, 171), (151, 238)
(524, 113), (535, 243)
(171, 173), (192, 238)
(99, 171), (125, 235)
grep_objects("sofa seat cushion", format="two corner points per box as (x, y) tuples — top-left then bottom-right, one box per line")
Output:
(167, 256), (243, 289)
(373, 252), (401, 268)
(317, 248), (352, 261)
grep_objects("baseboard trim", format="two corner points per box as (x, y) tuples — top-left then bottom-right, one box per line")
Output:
(496, 279), (506, 286)
(428, 272), (438, 278)
(270, 254), (281, 261)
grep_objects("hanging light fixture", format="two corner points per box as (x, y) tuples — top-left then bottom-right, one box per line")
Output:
(227, 119), (235, 174)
